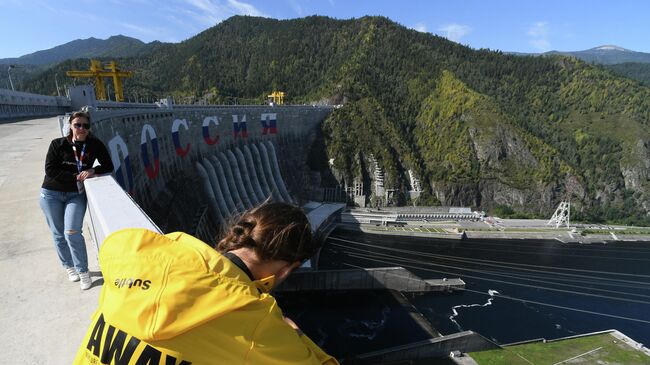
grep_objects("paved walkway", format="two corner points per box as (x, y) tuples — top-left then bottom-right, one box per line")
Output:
(0, 117), (101, 364)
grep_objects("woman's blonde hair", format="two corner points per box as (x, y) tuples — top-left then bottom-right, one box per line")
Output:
(217, 202), (316, 263)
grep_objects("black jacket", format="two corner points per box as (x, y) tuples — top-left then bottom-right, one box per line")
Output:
(42, 136), (114, 192)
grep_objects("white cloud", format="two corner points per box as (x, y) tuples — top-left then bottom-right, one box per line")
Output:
(118, 21), (162, 37)
(414, 22), (427, 33)
(527, 21), (551, 51)
(181, 0), (267, 26)
(227, 0), (266, 16)
(527, 21), (548, 38)
(438, 23), (472, 42)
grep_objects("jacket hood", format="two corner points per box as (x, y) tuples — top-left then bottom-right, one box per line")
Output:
(97, 228), (270, 341)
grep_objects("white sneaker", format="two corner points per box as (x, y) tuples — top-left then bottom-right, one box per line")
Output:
(66, 267), (80, 282)
(79, 271), (92, 290)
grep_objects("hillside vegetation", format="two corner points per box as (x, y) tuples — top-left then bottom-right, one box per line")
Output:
(22, 16), (650, 224)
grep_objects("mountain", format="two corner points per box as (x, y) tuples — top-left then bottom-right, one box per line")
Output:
(509, 46), (650, 86)
(545, 45), (650, 65)
(0, 35), (165, 65)
(22, 16), (650, 224)
(604, 62), (650, 86)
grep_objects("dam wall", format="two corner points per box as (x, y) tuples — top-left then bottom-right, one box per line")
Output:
(0, 88), (70, 121)
(79, 105), (333, 242)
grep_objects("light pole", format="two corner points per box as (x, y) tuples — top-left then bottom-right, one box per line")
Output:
(55, 73), (61, 96)
(7, 65), (15, 91)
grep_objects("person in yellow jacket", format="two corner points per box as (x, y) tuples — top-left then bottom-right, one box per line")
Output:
(73, 202), (339, 365)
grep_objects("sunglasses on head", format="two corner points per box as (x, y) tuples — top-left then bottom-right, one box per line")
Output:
(73, 123), (91, 130)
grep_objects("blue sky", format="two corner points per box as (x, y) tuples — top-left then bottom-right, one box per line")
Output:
(1, 0), (649, 58)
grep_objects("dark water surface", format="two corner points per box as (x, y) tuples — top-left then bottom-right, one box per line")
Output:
(315, 228), (650, 348)
(276, 290), (435, 360)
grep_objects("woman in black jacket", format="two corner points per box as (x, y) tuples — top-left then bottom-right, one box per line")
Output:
(40, 108), (113, 290)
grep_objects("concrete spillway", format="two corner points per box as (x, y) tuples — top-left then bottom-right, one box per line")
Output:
(195, 162), (226, 226)
(197, 141), (293, 224)
(218, 151), (247, 212)
(255, 142), (283, 202)
(236, 147), (265, 203)
(209, 156), (238, 215)
(197, 159), (229, 224)
(244, 145), (271, 200)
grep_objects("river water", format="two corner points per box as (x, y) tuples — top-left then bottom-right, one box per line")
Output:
(312, 228), (650, 351)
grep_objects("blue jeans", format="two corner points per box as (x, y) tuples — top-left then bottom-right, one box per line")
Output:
(39, 188), (89, 273)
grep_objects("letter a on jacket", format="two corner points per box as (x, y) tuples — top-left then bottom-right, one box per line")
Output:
(72, 228), (338, 365)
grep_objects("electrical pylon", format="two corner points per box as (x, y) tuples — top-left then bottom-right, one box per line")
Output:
(547, 201), (570, 228)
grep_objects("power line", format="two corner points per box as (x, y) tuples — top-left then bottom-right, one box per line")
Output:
(328, 236), (650, 282)
(330, 235), (650, 263)
(337, 262), (650, 326)
(473, 268), (650, 294)
(368, 234), (650, 254)
(332, 248), (650, 305)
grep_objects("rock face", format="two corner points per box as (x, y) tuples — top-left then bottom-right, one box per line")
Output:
(622, 139), (650, 190)
(322, 70), (647, 218)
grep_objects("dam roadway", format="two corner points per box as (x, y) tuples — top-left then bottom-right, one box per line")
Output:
(0, 117), (101, 364)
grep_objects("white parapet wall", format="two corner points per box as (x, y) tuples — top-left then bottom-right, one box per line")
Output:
(84, 174), (161, 250)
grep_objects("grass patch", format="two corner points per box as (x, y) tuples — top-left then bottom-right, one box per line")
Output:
(470, 333), (650, 365)
(582, 229), (650, 235)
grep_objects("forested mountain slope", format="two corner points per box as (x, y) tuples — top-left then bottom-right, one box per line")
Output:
(23, 16), (650, 223)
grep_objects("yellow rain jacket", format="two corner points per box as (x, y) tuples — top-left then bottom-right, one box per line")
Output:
(72, 228), (338, 365)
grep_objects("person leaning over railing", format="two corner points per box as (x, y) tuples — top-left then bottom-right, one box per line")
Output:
(40, 108), (113, 290)
(72, 202), (339, 365)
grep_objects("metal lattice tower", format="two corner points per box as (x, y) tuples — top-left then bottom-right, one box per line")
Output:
(547, 201), (570, 228)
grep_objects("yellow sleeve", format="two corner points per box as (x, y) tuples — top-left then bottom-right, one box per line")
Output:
(245, 301), (339, 365)
(298, 333), (339, 365)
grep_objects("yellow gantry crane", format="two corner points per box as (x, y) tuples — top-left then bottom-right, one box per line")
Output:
(267, 91), (285, 105)
(66, 60), (133, 102)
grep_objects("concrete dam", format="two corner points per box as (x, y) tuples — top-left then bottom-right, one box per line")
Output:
(83, 103), (333, 243)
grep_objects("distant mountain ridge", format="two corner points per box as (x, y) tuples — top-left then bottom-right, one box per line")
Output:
(0, 35), (165, 65)
(512, 45), (650, 65)
(547, 45), (650, 64)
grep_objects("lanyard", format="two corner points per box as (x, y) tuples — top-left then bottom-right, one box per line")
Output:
(71, 142), (87, 173)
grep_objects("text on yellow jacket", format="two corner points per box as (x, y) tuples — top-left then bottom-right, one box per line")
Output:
(72, 228), (338, 365)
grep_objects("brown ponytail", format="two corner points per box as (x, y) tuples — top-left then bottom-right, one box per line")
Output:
(217, 202), (316, 263)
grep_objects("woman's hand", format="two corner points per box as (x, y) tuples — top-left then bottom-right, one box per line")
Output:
(77, 169), (95, 182)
